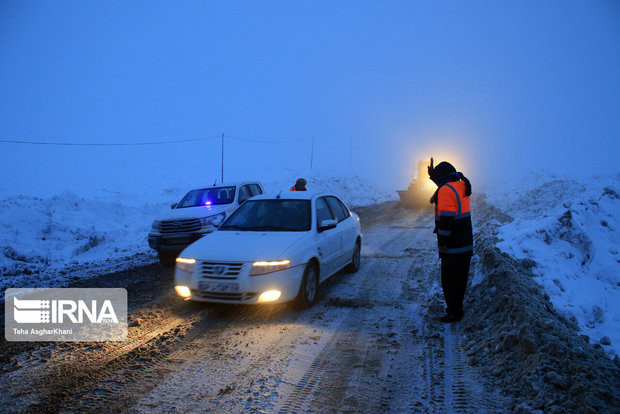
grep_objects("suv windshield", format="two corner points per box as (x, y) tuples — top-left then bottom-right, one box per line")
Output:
(177, 186), (236, 208)
(220, 200), (311, 232)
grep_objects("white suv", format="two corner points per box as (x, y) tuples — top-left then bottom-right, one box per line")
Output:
(149, 181), (264, 264)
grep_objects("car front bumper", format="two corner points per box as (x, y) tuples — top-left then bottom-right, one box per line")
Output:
(175, 264), (305, 304)
(148, 231), (208, 252)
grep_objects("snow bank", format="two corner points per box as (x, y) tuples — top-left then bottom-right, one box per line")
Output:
(464, 201), (620, 413)
(0, 172), (396, 291)
(0, 190), (165, 291)
(488, 172), (620, 358)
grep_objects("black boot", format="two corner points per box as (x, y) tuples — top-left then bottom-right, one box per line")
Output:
(438, 313), (463, 323)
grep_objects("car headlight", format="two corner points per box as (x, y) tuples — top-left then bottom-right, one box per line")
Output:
(258, 290), (281, 302)
(200, 212), (226, 228)
(152, 220), (161, 230)
(175, 257), (196, 273)
(250, 259), (291, 276)
(175, 285), (192, 298)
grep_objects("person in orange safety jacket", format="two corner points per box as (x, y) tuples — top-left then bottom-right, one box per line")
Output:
(428, 158), (473, 323)
(290, 178), (307, 191)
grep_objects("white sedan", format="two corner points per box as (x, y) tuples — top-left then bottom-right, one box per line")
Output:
(174, 191), (362, 307)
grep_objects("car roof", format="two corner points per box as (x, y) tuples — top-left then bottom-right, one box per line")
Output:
(250, 191), (338, 201)
(188, 181), (261, 190)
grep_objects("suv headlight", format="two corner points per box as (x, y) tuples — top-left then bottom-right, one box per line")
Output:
(200, 212), (226, 228)
(176, 257), (196, 273)
(250, 259), (291, 276)
(152, 220), (161, 230)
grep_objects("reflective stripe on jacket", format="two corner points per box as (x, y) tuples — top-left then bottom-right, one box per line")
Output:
(435, 180), (473, 256)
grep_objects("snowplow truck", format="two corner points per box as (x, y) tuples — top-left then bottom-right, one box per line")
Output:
(397, 159), (434, 208)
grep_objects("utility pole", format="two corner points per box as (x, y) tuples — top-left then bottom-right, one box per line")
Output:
(349, 137), (352, 167)
(310, 136), (315, 170)
(221, 133), (224, 183)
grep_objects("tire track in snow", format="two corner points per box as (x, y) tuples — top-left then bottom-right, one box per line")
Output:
(362, 214), (507, 414)
(23, 304), (215, 413)
(276, 213), (428, 413)
(84, 304), (305, 413)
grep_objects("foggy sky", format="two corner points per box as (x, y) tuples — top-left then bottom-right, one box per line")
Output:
(1, 1), (619, 191)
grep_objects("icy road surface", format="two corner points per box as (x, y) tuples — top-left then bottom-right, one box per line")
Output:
(0, 203), (504, 413)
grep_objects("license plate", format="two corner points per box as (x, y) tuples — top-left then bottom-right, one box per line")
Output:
(198, 281), (239, 293)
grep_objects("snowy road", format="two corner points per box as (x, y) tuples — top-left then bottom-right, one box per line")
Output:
(0, 203), (505, 413)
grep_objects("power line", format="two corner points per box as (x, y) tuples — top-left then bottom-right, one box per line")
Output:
(225, 134), (304, 144)
(0, 135), (221, 146)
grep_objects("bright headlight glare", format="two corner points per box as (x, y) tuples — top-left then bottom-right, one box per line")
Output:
(175, 257), (196, 273)
(253, 260), (290, 266)
(250, 259), (291, 276)
(258, 290), (281, 303)
(175, 285), (191, 298)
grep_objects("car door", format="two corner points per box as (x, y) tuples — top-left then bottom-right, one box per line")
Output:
(315, 197), (341, 280)
(237, 185), (252, 205)
(249, 183), (263, 196)
(325, 196), (356, 268)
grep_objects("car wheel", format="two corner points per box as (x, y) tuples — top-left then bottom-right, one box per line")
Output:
(344, 240), (361, 273)
(158, 251), (176, 267)
(296, 263), (319, 308)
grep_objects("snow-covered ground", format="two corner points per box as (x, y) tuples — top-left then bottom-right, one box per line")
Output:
(1, 166), (619, 411)
(0, 169), (396, 291)
(488, 172), (620, 358)
(2, 165), (619, 363)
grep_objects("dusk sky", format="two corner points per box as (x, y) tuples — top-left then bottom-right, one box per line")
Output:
(1, 1), (619, 190)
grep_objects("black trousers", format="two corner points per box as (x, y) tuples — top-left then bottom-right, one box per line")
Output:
(440, 253), (472, 317)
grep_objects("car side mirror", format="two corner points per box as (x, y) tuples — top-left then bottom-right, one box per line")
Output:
(318, 219), (337, 233)
(171, 202), (177, 209)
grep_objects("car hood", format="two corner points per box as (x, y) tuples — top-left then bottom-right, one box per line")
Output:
(180, 230), (310, 262)
(157, 205), (231, 221)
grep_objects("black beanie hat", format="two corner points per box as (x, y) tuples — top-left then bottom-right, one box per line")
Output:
(428, 161), (456, 183)
(428, 160), (472, 198)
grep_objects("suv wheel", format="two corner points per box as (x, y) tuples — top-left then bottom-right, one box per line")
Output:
(158, 251), (176, 267)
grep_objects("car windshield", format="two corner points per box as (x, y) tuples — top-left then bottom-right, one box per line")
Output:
(219, 199), (311, 232)
(176, 186), (236, 208)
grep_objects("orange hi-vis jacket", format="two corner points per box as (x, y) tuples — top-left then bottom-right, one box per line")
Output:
(434, 180), (473, 256)
(289, 186), (296, 191)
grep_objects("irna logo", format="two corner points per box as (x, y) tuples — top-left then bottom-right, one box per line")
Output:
(13, 296), (119, 324)
(5, 288), (127, 342)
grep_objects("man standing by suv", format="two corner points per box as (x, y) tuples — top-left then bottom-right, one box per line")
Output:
(428, 158), (473, 323)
